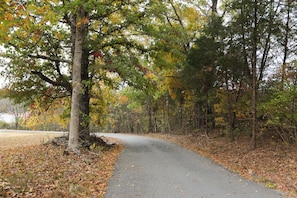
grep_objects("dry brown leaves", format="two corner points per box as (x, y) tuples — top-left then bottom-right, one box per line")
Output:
(148, 133), (297, 197)
(0, 142), (122, 197)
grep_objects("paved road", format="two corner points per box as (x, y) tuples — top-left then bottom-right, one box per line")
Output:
(101, 133), (284, 198)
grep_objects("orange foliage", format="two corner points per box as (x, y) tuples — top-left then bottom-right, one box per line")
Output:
(119, 95), (129, 104)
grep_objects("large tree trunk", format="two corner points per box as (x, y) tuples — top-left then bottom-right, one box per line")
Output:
(68, 8), (87, 153)
(251, 0), (258, 150)
(79, 49), (91, 141)
(281, 0), (291, 89)
(148, 104), (153, 133)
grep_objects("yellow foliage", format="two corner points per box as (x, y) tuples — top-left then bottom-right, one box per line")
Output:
(165, 71), (183, 89)
(144, 71), (155, 79)
(4, 12), (14, 21)
(77, 17), (89, 27)
(22, 99), (68, 130)
(109, 12), (122, 23)
(53, 30), (63, 40)
(160, 51), (182, 65)
(90, 82), (116, 127)
(184, 7), (200, 22)
(183, 90), (195, 102)
(214, 89), (227, 114)
(101, 26), (108, 34)
(39, 4), (50, 13)
(215, 117), (227, 127)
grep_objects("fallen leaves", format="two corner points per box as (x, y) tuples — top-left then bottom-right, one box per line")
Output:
(0, 139), (122, 197)
(148, 133), (297, 197)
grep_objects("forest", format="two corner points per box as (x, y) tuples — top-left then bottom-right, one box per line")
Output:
(0, 0), (297, 149)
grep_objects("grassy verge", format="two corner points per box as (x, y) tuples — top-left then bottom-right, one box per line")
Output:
(0, 132), (63, 149)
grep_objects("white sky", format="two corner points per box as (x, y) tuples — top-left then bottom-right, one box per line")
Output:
(0, 113), (15, 123)
(0, 64), (7, 88)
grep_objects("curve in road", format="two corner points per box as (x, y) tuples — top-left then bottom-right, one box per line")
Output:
(101, 133), (284, 198)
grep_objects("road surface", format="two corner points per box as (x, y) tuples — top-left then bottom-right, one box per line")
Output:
(101, 133), (284, 198)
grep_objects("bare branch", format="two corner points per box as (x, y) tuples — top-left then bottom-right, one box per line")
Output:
(28, 54), (72, 64)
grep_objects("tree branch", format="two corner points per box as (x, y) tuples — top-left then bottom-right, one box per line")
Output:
(28, 54), (72, 64)
(31, 70), (72, 93)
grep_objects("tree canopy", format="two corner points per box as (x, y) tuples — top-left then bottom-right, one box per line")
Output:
(1, 0), (297, 149)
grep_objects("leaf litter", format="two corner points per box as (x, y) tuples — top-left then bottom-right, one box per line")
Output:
(0, 134), (122, 198)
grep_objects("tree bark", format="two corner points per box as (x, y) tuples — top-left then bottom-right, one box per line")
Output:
(68, 8), (87, 153)
(211, 0), (218, 14)
(281, 0), (291, 89)
(251, 0), (258, 150)
(79, 49), (91, 141)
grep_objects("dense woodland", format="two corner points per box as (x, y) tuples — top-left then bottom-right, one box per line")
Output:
(0, 0), (297, 149)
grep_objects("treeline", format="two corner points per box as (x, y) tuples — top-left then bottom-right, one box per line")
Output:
(102, 0), (297, 145)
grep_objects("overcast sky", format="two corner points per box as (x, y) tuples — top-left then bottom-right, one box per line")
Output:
(0, 66), (6, 88)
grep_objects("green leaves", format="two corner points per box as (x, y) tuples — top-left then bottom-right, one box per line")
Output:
(262, 84), (297, 124)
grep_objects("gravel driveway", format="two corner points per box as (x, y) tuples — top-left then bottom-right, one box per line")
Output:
(101, 133), (284, 198)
